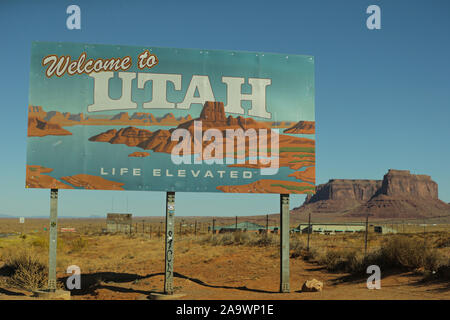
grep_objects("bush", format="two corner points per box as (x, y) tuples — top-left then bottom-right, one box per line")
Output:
(252, 233), (277, 247)
(69, 237), (88, 253)
(377, 236), (440, 270)
(318, 249), (364, 273)
(232, 231), (250, 245)
(290, 237), (305, 258)
(313, 236), (447, 276)
(2, 249), (48, 291)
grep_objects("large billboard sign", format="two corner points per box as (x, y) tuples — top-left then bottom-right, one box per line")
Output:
(26, 42), (315, 194)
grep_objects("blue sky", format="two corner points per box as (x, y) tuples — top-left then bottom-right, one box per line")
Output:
(0, 0), (449, 217)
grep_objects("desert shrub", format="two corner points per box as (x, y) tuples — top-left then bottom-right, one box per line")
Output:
(318, 249), (364, 273)
(252, 233), (277, 247)
(300, 248), (318, 261)
(31, 235), (48, 248)
(2, 249), (48, 291)
(435, 236), (450, 248)
(435, 263), (450, 280)
(220, 233), (234, 245)
(290, 237), (305, 258)
(233, 231), (250, 245)
(69, 236), (88, 253)
(376, 236), (440, 270)
(30, 234), (65, 251)
(313, 236), (447, 276)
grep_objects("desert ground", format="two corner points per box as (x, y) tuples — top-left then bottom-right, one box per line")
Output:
(0, 218), (449, 300)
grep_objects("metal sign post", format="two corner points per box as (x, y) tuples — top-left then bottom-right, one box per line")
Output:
(280, 194), (290, 293)
(48, 188), (58, 291)
(164, 191), (175, 295)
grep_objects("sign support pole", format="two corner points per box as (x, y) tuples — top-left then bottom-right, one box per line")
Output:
(280, 193), (290, 293)
(164, 191), (175, 295)
(48, 188), (58, 291)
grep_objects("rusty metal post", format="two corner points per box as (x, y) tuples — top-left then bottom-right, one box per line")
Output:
(164, 192), (175, 294)
(280, 194), (290, 293)
(48, 189), (58, 291)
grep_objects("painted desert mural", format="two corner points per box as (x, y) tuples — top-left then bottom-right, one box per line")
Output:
(26, 101), (315, 194)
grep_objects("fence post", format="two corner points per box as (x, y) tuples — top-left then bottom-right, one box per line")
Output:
(364, 214), (369, 257)
(307, 212), (311, 252)
(195, 220), (197, 236)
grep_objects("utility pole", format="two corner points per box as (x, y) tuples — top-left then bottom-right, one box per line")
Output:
(235, 216), (238, 231)
(364, 214), (369, 257)
(423, 219), (426, 248)
(307, 212), (311, 252)
(194, 220), (197, 236)
(266, 214), (269, 233)
(212, 218), (216, 235)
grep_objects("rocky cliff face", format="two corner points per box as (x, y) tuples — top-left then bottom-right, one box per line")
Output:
(89, 101), (308, 163)
(27, 117), (72, 137)
(199, 101), (227, 122)
(379, 169), (437, 199)
(296, 169), (449, 218)
(284, 121), (315, 134)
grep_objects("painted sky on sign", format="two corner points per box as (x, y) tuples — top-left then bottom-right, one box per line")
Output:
(0, 0), (449, 218)
(29, 42), (314, 121)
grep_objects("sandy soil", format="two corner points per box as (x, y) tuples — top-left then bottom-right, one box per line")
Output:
(0, 234), (448, 300)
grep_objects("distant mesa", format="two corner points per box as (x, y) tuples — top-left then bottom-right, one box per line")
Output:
(294, 169), (450, 219)
(27, 117), (72, 137)
(128, 151), (150, 158)
(284, 121), (315, 134)
(27, 105), (195, 128)
(28, 104), (306, 130)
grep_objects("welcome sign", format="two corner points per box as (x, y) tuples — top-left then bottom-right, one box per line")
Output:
(26, 42), (315, 194)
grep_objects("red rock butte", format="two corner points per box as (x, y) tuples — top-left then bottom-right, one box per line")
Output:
(294, 169), (450, 219)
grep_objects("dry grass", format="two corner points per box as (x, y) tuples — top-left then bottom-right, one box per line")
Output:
(1, 249), (48, 291)
(302, 235), (449, 277)
(1, 218), (449, 296)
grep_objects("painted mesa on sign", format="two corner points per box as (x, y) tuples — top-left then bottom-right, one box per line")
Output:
(27, 101), (315, 194)
(27, 42), (315, 194)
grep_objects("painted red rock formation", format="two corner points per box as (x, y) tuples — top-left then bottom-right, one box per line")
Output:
(27, 105), (194, 127)
(26, 165), (73, 189)
(27, 117), (72, 137)
(89, 101), (315, 172)
(90, 101), (274, 153)
(128, 151), (150, 157)
(60, 174), (125, 190)
(284, 121), (315, 134)
(295, 169), (450, 218)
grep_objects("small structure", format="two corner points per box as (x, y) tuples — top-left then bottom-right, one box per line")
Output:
(296, 223), (366, 235)
(209, 221), (275, 233)
(106, 213), (132, 233)
(374, 225), (398, 234)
